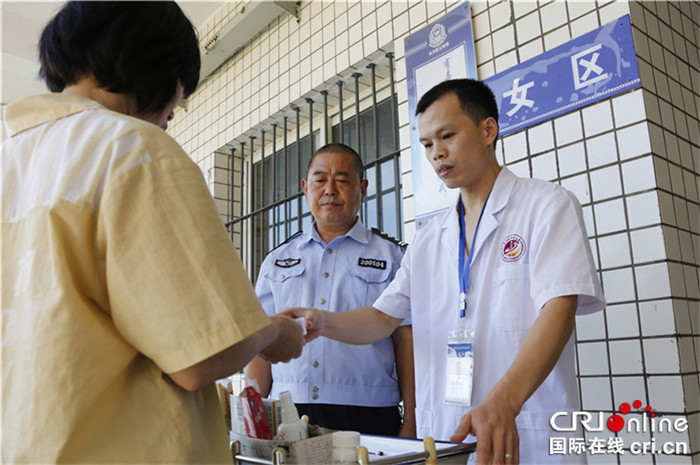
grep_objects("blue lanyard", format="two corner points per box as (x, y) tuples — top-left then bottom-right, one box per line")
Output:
(458, 193), (491, 318)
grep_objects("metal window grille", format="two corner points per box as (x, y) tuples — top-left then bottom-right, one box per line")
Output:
(227, 52), (402, 282)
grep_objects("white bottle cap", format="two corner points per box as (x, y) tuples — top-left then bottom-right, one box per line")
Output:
(332, 431), (360, 448)
(279, 390), (300, 424)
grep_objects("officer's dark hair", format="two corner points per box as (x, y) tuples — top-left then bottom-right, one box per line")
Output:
(307, 143), (364, 180)
(39, 1), (201, 116)
(415, 79), (500, 148)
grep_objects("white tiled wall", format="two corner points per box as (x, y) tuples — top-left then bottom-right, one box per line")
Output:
(168, 1), (700, 461)
(627, 4), (700, 443)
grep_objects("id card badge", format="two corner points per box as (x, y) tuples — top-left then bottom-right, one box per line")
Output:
(444, 328), (474, 406)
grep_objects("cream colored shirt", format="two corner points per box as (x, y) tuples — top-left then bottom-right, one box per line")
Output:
(2, 94), (269, 463)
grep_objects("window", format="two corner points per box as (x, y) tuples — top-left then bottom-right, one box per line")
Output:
(228, 54), (402, 282)
(331, 97), (403, 238)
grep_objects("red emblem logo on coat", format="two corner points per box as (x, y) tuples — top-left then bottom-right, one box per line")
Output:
(501, 235), (526, 262)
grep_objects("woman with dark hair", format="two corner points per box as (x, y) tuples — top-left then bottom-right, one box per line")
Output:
(39, 1), (201, 118)
(2, 2), (304, 463)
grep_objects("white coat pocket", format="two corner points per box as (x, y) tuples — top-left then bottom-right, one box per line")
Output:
(490, 264), (534, 334)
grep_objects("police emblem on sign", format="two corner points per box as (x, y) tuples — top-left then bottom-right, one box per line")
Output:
(428, 23), (447, 48)
(501, 235), (526, 262)
(275, 258), (301, 268)
(358, 258), (387, 270)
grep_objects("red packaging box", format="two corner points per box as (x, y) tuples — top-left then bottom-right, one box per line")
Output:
(239, 386), (272, 439)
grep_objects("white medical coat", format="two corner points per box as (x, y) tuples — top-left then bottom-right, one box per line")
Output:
(375, 167), (605, 464)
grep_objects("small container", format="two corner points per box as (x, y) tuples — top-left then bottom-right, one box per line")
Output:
(276, 391), (308, 442)
(331, 430), (360, 464)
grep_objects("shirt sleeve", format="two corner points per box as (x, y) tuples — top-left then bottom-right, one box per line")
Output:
(529, 189), (606, 315)
(98, 150), (270, 373)
(255, 256), (277, 316)
(374, 244), (412, 321)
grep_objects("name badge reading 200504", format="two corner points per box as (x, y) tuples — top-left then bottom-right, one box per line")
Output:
(358, 258), (386, 270)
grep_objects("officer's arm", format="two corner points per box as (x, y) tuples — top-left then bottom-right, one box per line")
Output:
(243, 257), (276, 397)
(244, 356), (273, 397)
(450, 295), (578, 464)
(392, 325), (416, 438)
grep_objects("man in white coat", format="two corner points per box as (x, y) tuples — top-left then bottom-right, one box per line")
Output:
(288, 78), (605, 465)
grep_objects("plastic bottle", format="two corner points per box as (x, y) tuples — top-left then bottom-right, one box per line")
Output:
(276, 391), (308, 442)
(331, 430), (360, 465)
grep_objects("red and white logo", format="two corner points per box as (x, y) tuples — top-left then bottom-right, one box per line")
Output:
(501, 235), (526, 262)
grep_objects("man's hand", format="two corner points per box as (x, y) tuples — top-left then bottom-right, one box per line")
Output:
(281, 306), (402, 345)
(451, 394), (520, 464)
(258, 314), (305, 363)
(280, 307), (324, 343)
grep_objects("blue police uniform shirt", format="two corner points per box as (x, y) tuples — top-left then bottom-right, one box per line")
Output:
(255, 219), (407, 406)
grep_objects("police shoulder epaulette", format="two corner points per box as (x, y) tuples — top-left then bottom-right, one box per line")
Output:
(371, 228), (407, 249)
(268, 231), (303, 254)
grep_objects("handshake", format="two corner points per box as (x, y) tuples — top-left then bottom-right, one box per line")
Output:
(259, 306), (400, 363)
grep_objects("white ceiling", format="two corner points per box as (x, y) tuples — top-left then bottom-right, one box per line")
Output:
(1, 1), (225, 106)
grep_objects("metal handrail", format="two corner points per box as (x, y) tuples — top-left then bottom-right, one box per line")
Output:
(231, 438), (476, 465)
(358, 442), (476, 465)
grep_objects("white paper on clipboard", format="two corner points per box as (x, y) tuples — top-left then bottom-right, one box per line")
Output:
(360, 435), (426, 458)
(360, 435), (475, 463)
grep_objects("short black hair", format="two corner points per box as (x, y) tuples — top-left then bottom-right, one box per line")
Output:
(307, 143), (364, 180)
(39, 1), (201, 116)
(416, 79), (500, 145)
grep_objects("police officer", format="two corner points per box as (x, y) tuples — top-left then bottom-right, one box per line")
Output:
(245, 143), (416, 437)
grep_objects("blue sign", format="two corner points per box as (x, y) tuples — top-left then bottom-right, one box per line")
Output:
(485, 15), (640, 137)
(404, 2), (477, 229)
